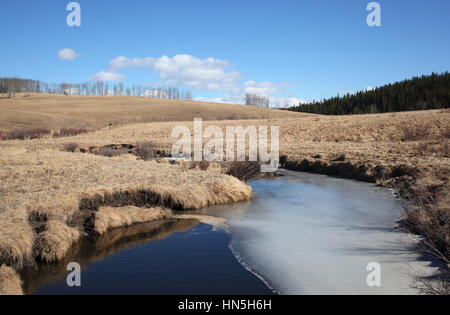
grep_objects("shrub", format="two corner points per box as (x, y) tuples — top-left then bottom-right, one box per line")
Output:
(53, 128), (87, 138)
(135, 141), (158, 161)
(414, 141), (450, 157)
(401, 125), (431, 142)
(29, 128), (51, 139)
(190, 160), (210, 171)
(332, 153), (346, 162)
(400, 189), (450, 295)
(443, 142), (450, 158)
(443, 126), (450, 139)
(415, 142), (431, 156)
(226, 160), (260, 182)
(0, 128), (51, 141)
(413, 271), (450, 295)
(97, 147), (130, 158)
(7, 130), (27, 140)
(63, 143), (79, 153)
(401, 190), (449, 262)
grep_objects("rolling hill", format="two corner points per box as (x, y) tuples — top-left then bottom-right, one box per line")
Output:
(0, 93), (307, 132)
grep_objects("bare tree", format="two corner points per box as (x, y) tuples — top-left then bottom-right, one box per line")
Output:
(245, 93), (269, 107)
(119, 82), (124, 96)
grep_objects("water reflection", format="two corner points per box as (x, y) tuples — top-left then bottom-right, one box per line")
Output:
(21, 219), (199, 295)
(22, 219), (274, 295)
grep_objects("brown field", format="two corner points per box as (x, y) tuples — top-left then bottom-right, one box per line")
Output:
(0, 93), (304, 132)
(0, 94), (449, 294)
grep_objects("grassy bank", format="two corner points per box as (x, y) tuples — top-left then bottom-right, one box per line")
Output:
(0, 99), (448, 294)
(0, 146), (252, 294)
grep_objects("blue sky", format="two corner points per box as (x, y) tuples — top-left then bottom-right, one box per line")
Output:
(1, 0), (449, 105)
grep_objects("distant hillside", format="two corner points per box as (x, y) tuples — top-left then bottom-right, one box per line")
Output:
(288, 72), (449, 115)
(0, 93), (306, 132)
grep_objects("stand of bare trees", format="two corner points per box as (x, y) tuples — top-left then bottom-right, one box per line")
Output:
(0, 77), (193, 100)
(245, 93), (269, 108)
(0, 78), (41, 98)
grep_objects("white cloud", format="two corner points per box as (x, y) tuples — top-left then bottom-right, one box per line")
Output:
(57, 48), (81, 61)
(285, 97), (306, 106)
(89, 54), (300, 105)
(243, 81), (291, 96)
(87, 71), (125, 82)
(194, 96), (226, 103)
(219, 81), (297, 106)
(107, 56), (155, 70)
(103, 54), (241, 92)
(266, 96), (305, 108)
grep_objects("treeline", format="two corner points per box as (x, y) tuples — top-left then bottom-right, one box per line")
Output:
(0, 78), (42, 98)
(288, 72), (449, 115)
(245, 93), (270, 108)
(0, 77), (193, 100)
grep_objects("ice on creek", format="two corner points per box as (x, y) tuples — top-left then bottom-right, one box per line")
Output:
(198, 170), (438, 295)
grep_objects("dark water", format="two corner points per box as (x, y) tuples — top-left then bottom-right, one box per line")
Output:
(22, 171), (437, 295)
(22, 220), (274, 295)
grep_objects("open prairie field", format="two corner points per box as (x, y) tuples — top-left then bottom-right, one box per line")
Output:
(0, 96), (449, 294)
(0, 93), (305, 132)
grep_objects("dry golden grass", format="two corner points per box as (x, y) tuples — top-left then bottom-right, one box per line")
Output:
(35, 221), (80, 263)
(20, 108), (446, 210)
(87, 206), (172, 235)
(0, 145), (252, 268)
(15, 108), (445, 259)
(0, 94), (448, 292)
(0, 265), (23, 295)
(0, 219), (34, 268)
(0, 93), (305, 132)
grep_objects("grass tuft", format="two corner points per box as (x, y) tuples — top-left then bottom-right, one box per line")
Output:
(85, 206), (172, 235)
(0, 219), (34, 268)
(35, 221), (80, 263)
(0, 265), (23, 295)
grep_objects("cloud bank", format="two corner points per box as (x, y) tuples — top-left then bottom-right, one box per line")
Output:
(88, 54), (299, 106)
